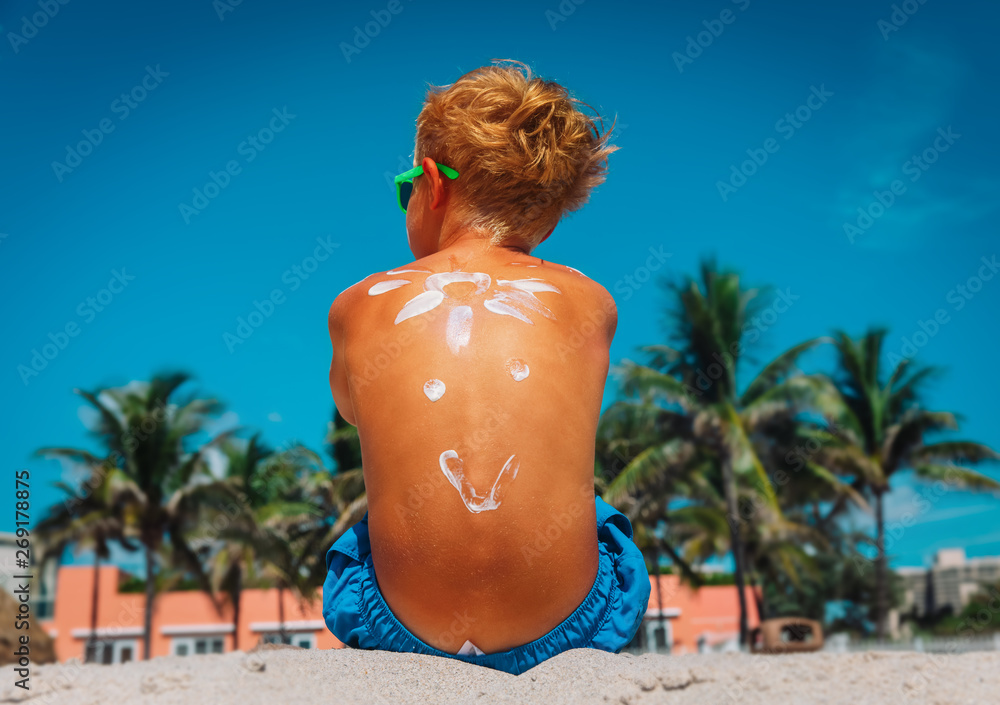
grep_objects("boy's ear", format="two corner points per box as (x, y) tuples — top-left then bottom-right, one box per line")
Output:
(538, 225), (556, 245)
(421, 157), (447, 210)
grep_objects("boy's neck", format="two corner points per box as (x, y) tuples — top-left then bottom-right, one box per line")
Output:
(433, 228), (531, 259)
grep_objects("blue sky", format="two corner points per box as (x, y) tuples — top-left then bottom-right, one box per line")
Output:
(2, 0), (998, 571)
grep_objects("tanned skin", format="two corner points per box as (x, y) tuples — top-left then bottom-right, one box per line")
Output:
(328, 158), (616, 654)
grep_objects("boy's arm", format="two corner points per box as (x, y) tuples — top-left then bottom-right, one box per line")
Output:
(328, 295), (356, 426)
(584, 276), (618, 348)
(600, 286), (618, 347)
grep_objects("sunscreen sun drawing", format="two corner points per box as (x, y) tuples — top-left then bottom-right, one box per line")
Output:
(367, 269), (562, 338)
(367, 267), (554, 513)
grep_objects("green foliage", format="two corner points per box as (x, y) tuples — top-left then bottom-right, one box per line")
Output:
(599, 260), (850, 645)
(916, 582), (1000, 637)
(599, 264), (998, 641)
(824, 331), (999, 638)
(35, 373), (365, 657)
(327, 408), (362, 474)
(955, 583), (1000, 634)
(36, 262), (999, 655)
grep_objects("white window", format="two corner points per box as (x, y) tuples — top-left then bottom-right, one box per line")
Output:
(645, 619), (673, 653)
(85, 639), (138, 664)
(172, 636), (225, 656)
(261, 632), (315, 649)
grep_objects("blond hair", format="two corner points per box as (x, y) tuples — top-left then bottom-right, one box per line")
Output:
(414, 61), (616, 251)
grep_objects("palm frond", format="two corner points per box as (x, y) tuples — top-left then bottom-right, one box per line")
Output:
(912, 464), (1000, 491)
(910, 441), (1000, 465)
(603, 439), (692, 504)
(741, 337), (832, 406)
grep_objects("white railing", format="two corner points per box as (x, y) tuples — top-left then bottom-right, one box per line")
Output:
(824, 632), (1000, 654)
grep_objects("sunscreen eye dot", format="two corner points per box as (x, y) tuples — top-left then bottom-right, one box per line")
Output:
(423, 379), (446, 401)
(505, 359), (529, 382)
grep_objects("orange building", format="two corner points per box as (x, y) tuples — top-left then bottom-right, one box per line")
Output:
(630, 574), (761, 654)
(41, 566), (757, 662)
(41, 566), (342, 663)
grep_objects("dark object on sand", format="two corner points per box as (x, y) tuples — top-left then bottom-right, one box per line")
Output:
(0, 587), (57, 664)
(750, 618), (824, 653)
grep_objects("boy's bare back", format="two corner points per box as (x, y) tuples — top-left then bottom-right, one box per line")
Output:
(328, 238), (616, 653)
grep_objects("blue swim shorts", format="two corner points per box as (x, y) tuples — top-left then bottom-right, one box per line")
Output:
(322, 496), (651, 675)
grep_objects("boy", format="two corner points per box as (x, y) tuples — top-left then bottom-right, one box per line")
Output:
(323, 62), (650, 674)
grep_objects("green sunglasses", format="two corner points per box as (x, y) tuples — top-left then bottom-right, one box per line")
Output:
(394, 162), (459, 213)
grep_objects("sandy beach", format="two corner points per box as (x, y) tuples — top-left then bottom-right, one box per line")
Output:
(5, 646), (997, 705)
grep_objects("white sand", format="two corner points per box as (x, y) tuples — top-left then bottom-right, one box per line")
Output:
(5, 646), (997, 704)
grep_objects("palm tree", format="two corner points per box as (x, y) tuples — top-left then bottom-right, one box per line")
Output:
(827, 329), (1000, 639)
(39, 373), (231, 660)
(320, 409), (367, 538)
(604, 261), (856, 646)
(199, 410), (366, 649)
(35, 457), (137, 662)
(248, 444), (329, 645)
(197, 433), (273, 651)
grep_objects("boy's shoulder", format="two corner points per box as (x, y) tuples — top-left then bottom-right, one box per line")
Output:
(531, 261), (618, 323)
(328, 265), (429, 329)
(330, 264), (424, 307)
(546, 261), (615, 301)
(329, 259), (617, 327)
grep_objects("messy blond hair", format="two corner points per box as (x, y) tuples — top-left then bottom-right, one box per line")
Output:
(414, 61), (616, 251)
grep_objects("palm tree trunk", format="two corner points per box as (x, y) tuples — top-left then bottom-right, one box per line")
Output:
(722, 454), (750, 648)
(652, 545), (665, 652)
(86, 551), (100, 663)
(874, 488), (888, 641)
(231, 572), (241, 651)
(277, 582), (287, 643)
(143, 545), (155, 660)
(749, 573), (766, 621)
